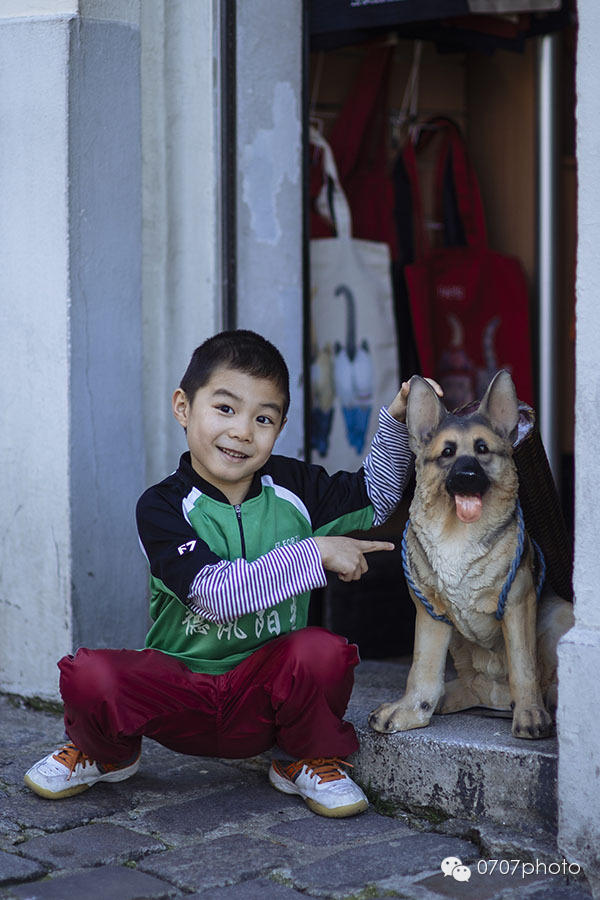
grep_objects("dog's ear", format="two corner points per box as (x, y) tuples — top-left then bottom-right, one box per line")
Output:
(477, 370), (519, 442)
(406, 376), (447, 451)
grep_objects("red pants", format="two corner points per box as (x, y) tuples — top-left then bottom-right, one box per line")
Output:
(58, 627), (359, 764)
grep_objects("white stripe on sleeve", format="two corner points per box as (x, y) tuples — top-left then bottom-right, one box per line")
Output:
(363, 407), (414, 526)
(186, 537), (327, 623)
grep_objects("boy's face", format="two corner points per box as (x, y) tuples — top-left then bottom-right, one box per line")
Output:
(172, 366), (287, 504)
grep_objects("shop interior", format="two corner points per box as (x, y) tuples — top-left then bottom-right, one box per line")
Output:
(304, 3), (576, 657)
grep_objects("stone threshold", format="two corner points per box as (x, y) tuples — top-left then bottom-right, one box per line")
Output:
(347, 660), (558, 842)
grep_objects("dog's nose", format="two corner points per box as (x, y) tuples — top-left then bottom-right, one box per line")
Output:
(446, 455), (490, 496)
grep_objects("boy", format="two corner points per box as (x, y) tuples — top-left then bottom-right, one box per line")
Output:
(25, 330), (421, 818)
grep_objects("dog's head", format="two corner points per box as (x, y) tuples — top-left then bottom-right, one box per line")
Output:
(406, 370), (519, 524)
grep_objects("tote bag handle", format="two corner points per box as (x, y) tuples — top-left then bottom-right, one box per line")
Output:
(328, 43), (394, 183)
(403, 118), (487, 260)
(310, 126), (353, 240)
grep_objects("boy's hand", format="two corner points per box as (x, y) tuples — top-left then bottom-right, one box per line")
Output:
(387, 377), (444, 423)
(313, 536), (395, 583)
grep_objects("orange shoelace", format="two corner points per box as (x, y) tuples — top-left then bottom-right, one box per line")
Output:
(53, 743), (94, 780)
(286, 757), (352, 784)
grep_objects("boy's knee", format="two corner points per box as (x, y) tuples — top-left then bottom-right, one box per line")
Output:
(283, 627), (359, 685)
(59, 649), (122, 710)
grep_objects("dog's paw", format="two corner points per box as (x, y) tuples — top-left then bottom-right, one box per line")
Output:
(368, 701), (431, 734)
(511, 705), (553, 739)
(543, 684), (558, 720)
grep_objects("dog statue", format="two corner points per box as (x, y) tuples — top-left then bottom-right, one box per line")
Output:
(369, 371), (574, 739)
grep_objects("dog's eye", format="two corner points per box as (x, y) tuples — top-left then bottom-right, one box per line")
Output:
(441, 446), (455, 458)
(475, 439), (489, 454)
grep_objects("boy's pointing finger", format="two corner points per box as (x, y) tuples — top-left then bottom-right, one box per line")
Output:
(359, 541), (395, 553)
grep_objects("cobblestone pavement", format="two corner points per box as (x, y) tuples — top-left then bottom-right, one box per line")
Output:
(0, 692), (593, 900)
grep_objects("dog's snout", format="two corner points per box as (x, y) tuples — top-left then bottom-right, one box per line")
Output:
(445, 455), (490, 496)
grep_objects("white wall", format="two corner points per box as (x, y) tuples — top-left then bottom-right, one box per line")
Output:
(0, 2), (147, 698)
(235, 0), (304, 459)
(141, 0), (223, 488)
(557, 1), (600, 891)
(0, 17), (72, 697)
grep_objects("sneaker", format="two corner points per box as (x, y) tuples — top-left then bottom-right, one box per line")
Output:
(269, 757), (368, 818)
(24, 743), (141, 800)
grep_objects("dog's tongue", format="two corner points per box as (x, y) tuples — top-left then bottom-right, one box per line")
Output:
(454, 494), (482, 523)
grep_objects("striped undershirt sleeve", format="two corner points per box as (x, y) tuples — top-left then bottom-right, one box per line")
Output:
(186, 537), (327, 624)
(363, 407), (414, 527)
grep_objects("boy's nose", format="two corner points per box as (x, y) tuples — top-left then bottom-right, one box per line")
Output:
(228, 418), (253, 441)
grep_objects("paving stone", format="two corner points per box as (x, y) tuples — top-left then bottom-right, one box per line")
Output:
(138, 781), (290, 836)
(0, 852), (46, 887)
(130, 757), (245, 799)
(5, 865), (176, 899)
(138, 834), (299, 893)
(18, 823), (165, 868)
(0, 700), (63, 751)
(189, 877), (306, 898)
(0, 789), (130, 832)
(287, 833), (478, 895)
(526, 882), (594, 899)
(0, 760), (34, 791)
(266, 808), (412, 846)
(416, 868), (556, 899)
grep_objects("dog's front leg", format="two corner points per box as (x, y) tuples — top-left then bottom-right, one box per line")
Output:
(369, 597), (452, 734)
(502, 576), (552, 739)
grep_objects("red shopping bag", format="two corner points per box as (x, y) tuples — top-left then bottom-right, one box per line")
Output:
(403, 118), (535, 409)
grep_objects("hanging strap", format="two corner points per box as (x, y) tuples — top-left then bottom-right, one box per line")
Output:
(310, 126), (353, 240)
(328, 42), (394, 182)
(431, 118), (487, 249)
(403, 118), (487, 260)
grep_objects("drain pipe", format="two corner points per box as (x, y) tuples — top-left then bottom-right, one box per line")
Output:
(537, 33), (560, 486)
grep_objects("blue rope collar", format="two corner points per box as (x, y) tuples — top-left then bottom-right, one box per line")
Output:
(401, 499), (546, 626)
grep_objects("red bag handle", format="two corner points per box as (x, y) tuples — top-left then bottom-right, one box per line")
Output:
(328, 43), (393, 182)
(404, 118), (487, 259)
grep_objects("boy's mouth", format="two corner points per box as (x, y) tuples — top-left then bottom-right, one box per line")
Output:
(218, 446), (250, 461)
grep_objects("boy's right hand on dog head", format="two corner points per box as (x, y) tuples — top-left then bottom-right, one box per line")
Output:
(387, 377), (444, 423)
(313, 536), (395, 582)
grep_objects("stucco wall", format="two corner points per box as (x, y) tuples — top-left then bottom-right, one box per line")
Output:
(68, 15), (147, 652)
(0, 18), (72, 697)
(0, 5), (147, 697)
(557, 0), (600, 890)
(236, 0), (304, 459)
(140, 0), (222, 488)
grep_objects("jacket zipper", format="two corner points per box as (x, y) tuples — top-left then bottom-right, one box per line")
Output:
(234, 504), (247, 559)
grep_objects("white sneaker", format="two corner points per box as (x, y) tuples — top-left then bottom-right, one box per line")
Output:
(24, 743), (141, 800)
(269, 757), (368, 818)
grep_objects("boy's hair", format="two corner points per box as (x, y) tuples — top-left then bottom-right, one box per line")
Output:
(180, 330), (290, 419)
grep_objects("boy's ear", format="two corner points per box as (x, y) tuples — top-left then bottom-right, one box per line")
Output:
(278, 416), (287, 434)
(172, 388), (190, 428)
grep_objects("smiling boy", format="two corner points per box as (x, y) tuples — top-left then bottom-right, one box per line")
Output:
(25, 330), (419, 818)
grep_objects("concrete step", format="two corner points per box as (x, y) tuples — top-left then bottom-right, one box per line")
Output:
(347, 660), (558, 833)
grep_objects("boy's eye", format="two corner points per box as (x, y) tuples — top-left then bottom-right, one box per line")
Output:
(216, 404), (234, 414)
(257, 415), (274, 425)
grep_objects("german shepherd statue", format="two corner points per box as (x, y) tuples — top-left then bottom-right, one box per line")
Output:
(369, 371), (574, 740)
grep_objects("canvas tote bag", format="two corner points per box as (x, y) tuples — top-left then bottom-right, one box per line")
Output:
(310, 127), (400, 473)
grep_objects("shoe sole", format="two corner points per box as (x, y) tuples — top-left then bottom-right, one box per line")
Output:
(23, 775), (93, 800)
(269, 766), (368, 818)
(24, 754), (141, 800)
